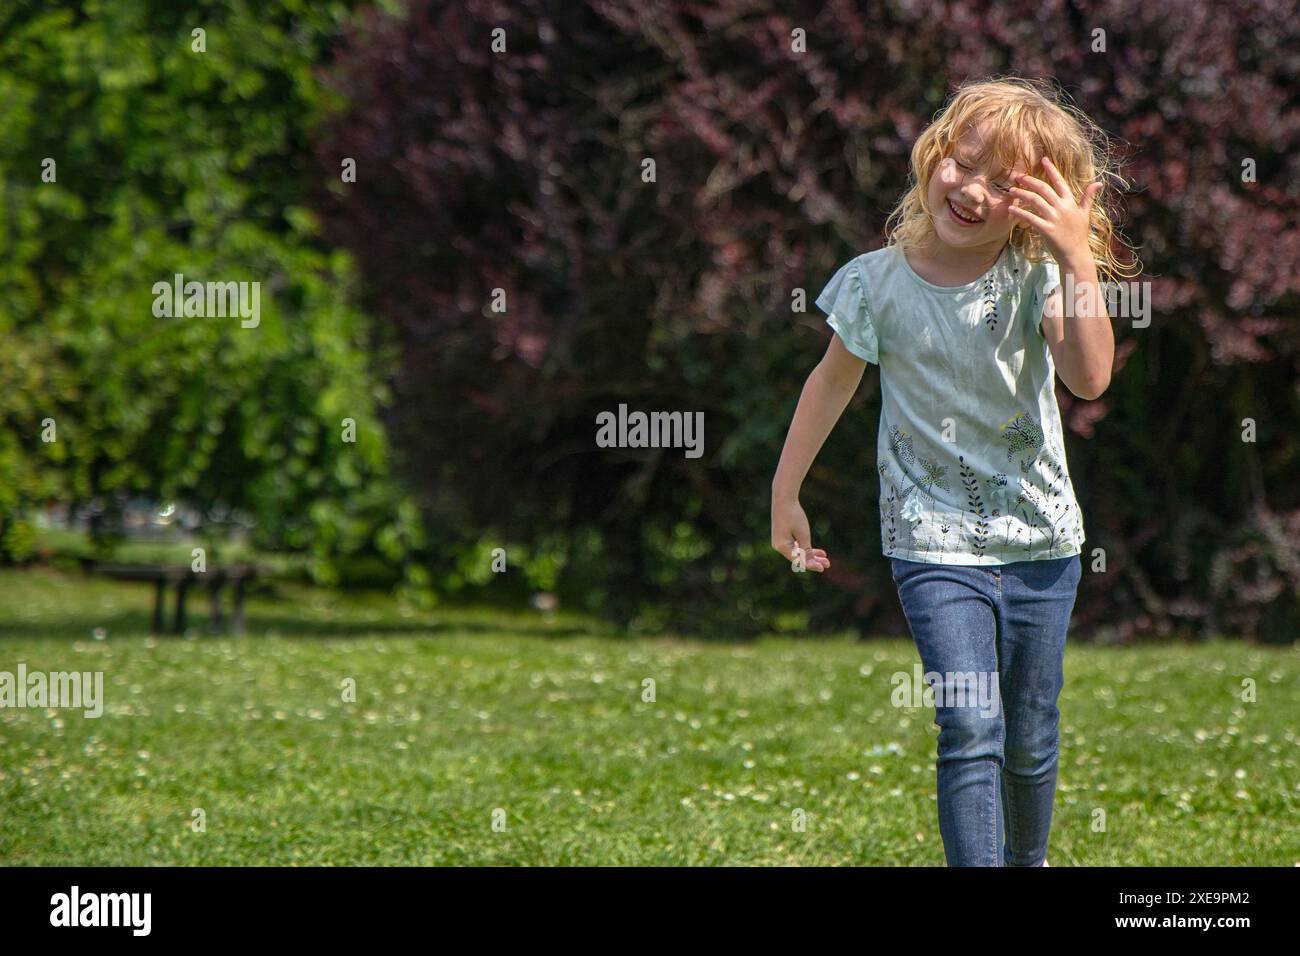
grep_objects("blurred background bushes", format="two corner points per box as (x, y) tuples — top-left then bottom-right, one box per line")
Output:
(2, 0), (1296, 641)
(0, 0), (428, 593)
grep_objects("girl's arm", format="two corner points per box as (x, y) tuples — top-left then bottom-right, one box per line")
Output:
(1009, 157), (1113, 399)
(1040, 256), (1114, 400)
(770, 334), (868, 572)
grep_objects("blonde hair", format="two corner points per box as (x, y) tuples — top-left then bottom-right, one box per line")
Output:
(884, 75), (1142, 283)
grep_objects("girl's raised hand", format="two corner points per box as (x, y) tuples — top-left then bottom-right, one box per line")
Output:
(1007, 157), (1102, 265)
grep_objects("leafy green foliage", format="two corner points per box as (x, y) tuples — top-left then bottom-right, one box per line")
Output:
(0, 0), (424, 585)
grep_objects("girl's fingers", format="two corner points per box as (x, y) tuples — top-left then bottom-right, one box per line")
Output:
(1008, 186), (1052, 216)
(788, 541), (830, 572)
(1013, 171), (1062, 205)
(789, 541), (827, 557)
(1039, 157), (1072, 199)
(1008, 204), (1051, 233)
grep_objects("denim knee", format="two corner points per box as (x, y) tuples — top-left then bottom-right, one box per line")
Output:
(934, 706), (1002, 765)
(1003, 735), (1058, 779)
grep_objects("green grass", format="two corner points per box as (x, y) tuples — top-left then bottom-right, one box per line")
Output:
(1, 567), (1296, 865)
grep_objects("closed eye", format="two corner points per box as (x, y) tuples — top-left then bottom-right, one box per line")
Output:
(955, 158), (1012, 192)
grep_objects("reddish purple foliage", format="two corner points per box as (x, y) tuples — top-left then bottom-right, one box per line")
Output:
(313, 0), (1300, 639)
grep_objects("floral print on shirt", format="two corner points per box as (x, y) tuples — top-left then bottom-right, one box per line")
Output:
(880, 412), (1080, 562)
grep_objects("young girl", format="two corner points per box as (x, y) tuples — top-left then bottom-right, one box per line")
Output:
(770, 77), (1138, 866)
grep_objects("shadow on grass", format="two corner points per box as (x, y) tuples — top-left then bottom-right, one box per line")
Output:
(0, 609), (608, 642)
(0, 569), (718, 643)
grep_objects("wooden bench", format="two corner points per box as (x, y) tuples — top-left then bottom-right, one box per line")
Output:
(90, 563), (261, 635)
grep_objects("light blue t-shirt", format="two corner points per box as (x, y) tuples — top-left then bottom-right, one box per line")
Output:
(816, 241), (1085, 565)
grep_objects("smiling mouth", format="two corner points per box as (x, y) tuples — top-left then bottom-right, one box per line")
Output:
(947, 199), (983, 224)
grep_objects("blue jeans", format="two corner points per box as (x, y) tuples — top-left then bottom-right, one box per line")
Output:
(890, 554), (1082, 867)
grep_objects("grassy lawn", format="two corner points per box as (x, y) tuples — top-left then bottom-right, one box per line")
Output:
(1, 567), (1296, 865)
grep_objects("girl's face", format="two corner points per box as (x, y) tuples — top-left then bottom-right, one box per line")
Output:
(926, 122), (1034, 249)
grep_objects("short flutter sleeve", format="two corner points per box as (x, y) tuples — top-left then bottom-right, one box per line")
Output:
(1029, 257), (1061, 335)
(815, 258), (879, 365)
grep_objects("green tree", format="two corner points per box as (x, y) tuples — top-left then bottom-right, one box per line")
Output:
(0, 0), (425, 586)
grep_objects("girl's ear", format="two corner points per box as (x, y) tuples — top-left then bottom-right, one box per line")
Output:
(1083, 181), (1103, 211)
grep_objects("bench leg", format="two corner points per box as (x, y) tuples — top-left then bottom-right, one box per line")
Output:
(232, 578), (248, 635)
(209, 580), (225, 633)
(173, 580), (190, 635)
(152, 580), (166, 634)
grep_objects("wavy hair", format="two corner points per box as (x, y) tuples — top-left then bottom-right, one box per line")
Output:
(884, 75), (1142, 283)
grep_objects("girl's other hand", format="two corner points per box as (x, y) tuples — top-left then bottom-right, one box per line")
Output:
(771, 497), (830, 572)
